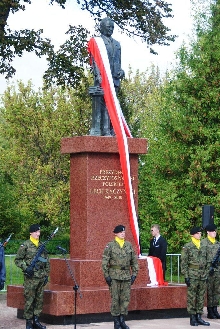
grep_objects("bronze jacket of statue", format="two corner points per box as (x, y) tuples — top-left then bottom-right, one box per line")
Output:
(101, 35), (124, 88)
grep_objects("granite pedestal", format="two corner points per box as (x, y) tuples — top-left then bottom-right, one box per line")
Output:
(7, 136), (187, 324)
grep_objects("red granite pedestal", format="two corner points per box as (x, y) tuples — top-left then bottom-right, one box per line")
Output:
(7, 136), (187, 324)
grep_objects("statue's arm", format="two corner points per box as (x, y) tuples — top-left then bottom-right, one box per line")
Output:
(90, 55), (102, 86)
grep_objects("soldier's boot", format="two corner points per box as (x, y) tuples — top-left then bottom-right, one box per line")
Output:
(33, 315), (46, 329)
(207, 307), (217, 319)
(119, 315), (130, 329)
(196, 314), (210, 326)
(213, 306), (220, 319)
(26, 319), (33, 329)
(113, 316), (122, 329)
(190, 314), (199, 326)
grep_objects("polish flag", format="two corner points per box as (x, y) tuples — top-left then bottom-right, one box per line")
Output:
(146, 256), (168, 286)
(88, 37), (140, 254)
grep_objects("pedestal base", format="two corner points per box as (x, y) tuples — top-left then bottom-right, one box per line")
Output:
(8, 283), (187, 324)
(7, 258), (187, 324)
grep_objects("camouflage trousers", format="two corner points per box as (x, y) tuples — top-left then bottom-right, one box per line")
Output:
(187, 278), (207, 315)
(23, 276), (45, 319)
(110, 279), (131, 316)
(207, 273), (220, 307)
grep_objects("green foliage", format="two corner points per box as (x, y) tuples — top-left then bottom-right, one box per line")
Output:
(3, 237), (70, 255)
(119, 65), (163, 138)
(80, 0), (176, 48)
(0, 1), (176, 79)
(0, 81), (91, 239)
(1, 1), (220, 257)
(0, 169), (22, 237)
(43, 25), (91, 89)
(138, 0), (220, 253)
(4, 255), (24, 286)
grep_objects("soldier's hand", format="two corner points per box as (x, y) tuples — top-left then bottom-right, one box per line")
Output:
(0, 281), (4, 291)
(25, 266), (34, 278)
(209, 267), (214, 276)
(131, 275), (136, 285)
(105, 276), (112, 287)
(185, 278), (190, 287)
(43, 276), (48, 286)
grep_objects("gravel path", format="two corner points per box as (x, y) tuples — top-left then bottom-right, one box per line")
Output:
(0, 293), (109, 329)
(2, 292), (220, 329)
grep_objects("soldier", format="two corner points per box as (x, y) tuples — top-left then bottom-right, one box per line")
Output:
(102, 225), (138, 329)
(15, 224), (50, 329)
(181, 226), (210, 326)
(201, 224), (220, 319)
(0, 241), (6, 291)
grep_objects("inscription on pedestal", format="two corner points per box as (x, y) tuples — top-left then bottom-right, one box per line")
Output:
(89, 169), (135, 200)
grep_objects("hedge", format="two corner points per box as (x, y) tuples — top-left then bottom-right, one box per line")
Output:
(3, 238), (70, 255)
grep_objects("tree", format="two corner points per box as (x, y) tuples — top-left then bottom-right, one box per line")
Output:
(138, 0), (220, 253)
(0, 0), (176, 79)
(43, 25), (91, 89)
(0, 80), (91, 238)
(0, 166), (22, 238)
(118, 65), (163, 137)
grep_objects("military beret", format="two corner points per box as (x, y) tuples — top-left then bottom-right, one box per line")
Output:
(190, 226), (202, 235)
(205, 223), (217, 232)
(113, 225), (125, 233)
(29, 224), (40, 233)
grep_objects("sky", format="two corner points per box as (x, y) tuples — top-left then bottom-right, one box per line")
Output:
(0, 0), (193, 95)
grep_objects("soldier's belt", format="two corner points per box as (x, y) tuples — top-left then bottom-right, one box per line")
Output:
(189, 264), (204, 269)
(110, 265), (130, 270)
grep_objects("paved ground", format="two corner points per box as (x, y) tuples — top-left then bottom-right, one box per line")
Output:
(1, 293), (220, 329)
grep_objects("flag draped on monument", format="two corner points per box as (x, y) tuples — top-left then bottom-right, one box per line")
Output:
(88, 37), (140, 254)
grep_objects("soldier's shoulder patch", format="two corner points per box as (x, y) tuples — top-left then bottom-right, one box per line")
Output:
(105, 244), (110, 249)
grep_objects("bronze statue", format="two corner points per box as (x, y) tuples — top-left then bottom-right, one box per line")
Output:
(89, 17), (125, 136)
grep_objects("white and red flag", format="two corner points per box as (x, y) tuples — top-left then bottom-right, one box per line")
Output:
(146, 256), (168, 286)
(88, 37), (140, 255)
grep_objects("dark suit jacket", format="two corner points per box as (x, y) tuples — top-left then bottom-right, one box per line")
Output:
(148, 235), (167, 275)
(101, 35), (122, 87)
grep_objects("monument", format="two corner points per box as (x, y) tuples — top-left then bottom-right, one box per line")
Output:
(89, 17), (125, 137)
(7, 18), (187, 325)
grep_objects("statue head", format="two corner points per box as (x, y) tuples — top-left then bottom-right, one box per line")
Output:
(100, 17), (114, 37)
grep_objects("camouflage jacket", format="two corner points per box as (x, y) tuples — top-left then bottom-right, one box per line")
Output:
(201, 238), (220, 274)
(102, 240), (139, 280)
(14, 240), (50, 279)
(181, 240), (208, 280)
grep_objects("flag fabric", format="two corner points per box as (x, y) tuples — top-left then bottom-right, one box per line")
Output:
(88, 37), (140, 254)
(146, 256), (168, 286)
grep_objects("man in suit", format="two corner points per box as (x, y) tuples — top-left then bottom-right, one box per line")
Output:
(148, 224), (167, 279)
(89, 17), (125, 136)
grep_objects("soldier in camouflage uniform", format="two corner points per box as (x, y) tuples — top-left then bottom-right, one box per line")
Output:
(201, 223), (220, 319)
(181, 226), (210, 326)
(15, 224), (50, 329)
(102, 225), (138, 329)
